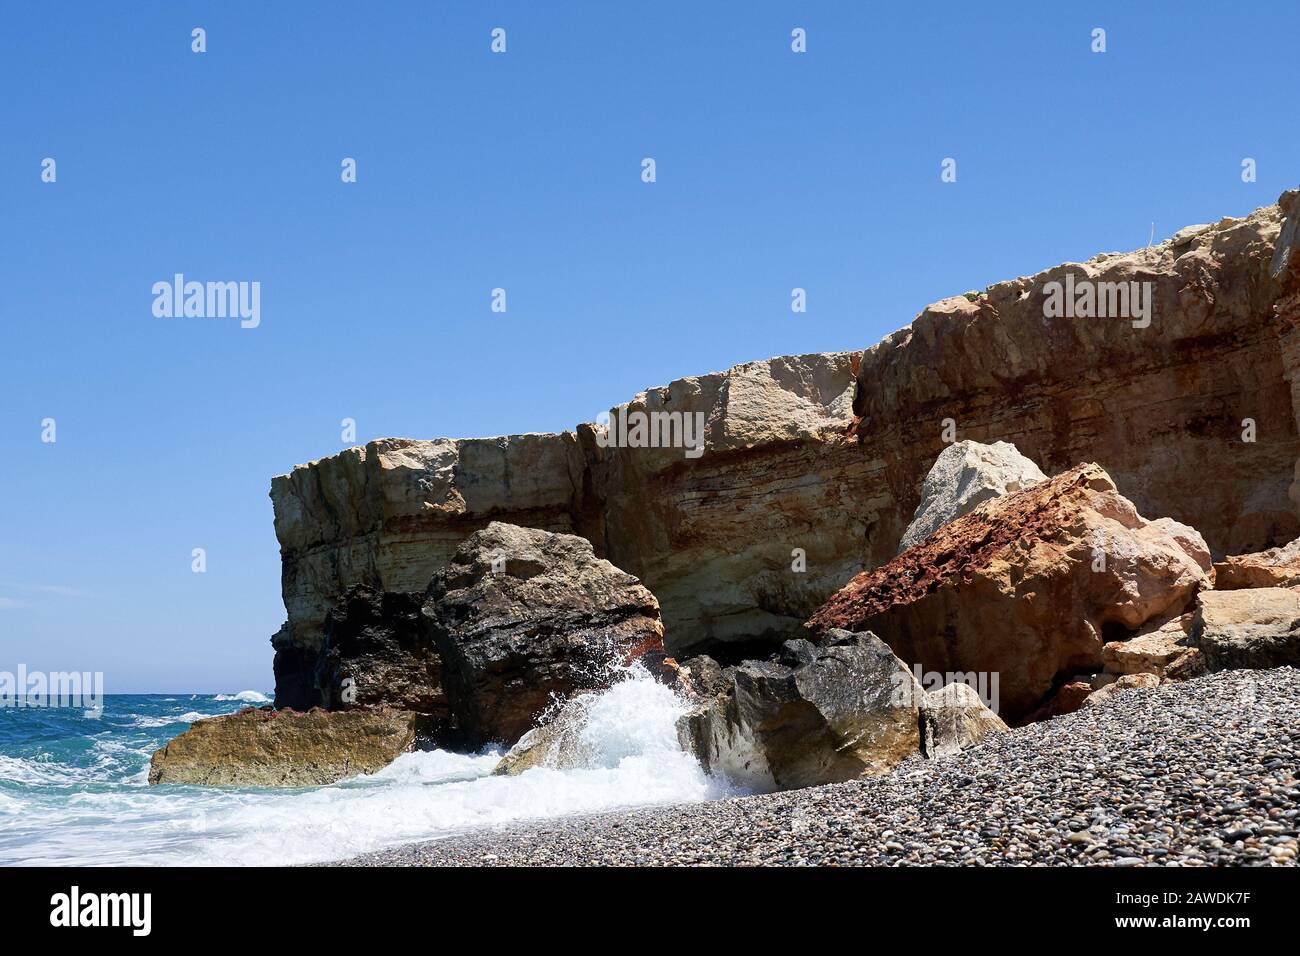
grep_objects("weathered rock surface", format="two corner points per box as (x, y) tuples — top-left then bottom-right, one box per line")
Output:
(1214, 538), (1300, 589)
(897, 440), (1045, 553)
(1083, 672), (1161, 708)
(677, 630), (924, 792)
(1101, 612), (1194, 678)
(423, 522), (664, 747)
(1192, 588), (1300, 670)
(147, 706), (418, 788)
(315, 586), (447, 721)
(807, 463), (1212, 721)
(920, 682), (1008, 758)
(271, 192), (1300, 703)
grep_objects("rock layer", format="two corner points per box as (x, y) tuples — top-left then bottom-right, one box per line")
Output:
(270, 192), (1300, 703)
(807, 463), (1212, 721)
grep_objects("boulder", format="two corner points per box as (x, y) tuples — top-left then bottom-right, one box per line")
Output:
(1102, 612), (1194, 678)
(807, 463), (1213, 722)
(147, 706), (418, 788)
(1084, 673), (1160, 708)
(1191, 588), (1300, 670)
(1164, 647), (1208, 682)
(316, 586), (448, 722)
(677, 630), (924, 792)
(1213, 538), (1300, 590)
(897, 440), (1045, 554)
(920, 682), (1008, 758)
(423, 522), (665, 747)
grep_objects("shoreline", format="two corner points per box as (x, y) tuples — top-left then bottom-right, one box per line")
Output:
(333, 668), (1300, 867)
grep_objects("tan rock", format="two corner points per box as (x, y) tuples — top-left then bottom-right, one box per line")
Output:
(807, 464), (1212, 721)
(147, 706), (418, 788)
(920, 682), (1008, 757)
(1084, 673), (1160, 707)
(1214, 538), (1300, 589)
(1102, 612), (1194, 677)
(1191, 587), (1300, 670)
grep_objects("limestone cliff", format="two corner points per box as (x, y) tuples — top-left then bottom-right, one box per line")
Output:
(271, 191), (1300, 708)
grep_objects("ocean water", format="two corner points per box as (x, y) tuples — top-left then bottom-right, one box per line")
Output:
(0, 672), (732, 866)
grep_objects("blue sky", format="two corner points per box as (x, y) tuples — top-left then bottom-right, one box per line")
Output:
(1, 2), (1297, 692)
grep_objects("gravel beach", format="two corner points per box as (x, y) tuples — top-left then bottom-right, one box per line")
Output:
(339, 668), (1300, 867)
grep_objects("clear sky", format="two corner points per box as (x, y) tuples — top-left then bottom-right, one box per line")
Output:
(2, 2), (1297, 692)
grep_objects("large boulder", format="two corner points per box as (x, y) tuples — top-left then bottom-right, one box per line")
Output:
(1214, 538), (1300, 589)
(676, 630), (924, 792)
(897, 440), (1045, 554)
(147, 706), (418, 788)
(423, 522), (665, 747)
(920, 682), (1008, 758)
(316, 586), (448, 722)
(1191, 588), (1300, 670)
(808, 463), (1213, 722)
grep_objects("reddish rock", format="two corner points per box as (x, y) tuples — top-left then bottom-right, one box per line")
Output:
(807, 464), (1211, 721)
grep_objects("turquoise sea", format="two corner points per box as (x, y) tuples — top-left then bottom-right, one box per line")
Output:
(0, 675), (726, 866)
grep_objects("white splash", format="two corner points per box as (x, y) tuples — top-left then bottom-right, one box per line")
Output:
(1, 668), (735, 866)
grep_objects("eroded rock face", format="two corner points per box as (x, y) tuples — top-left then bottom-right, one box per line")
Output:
(897, 440), (1045, 553)
(270, 193), (1300, 701)
(147, 706), (418, 788)
(423, 522), (665, 747)
(677, 630), (923, 792)
(807, 464), (1212, 722)
(1192, 588), (1300, 670)
(920, 682), (1008, 758)
(316, 586), (447, 721)
(1214, 538), (1300, 589)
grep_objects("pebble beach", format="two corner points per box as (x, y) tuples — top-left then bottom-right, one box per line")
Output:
(339, 668), (1300, 867)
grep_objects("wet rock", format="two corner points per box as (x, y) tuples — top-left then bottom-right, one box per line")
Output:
(423, 522), (665, 747)
(147, 706), (419, 788)
(316, 586), (448, 723)
(493, 694), (597, 776)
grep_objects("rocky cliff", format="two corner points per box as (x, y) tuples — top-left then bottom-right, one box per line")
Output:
(271, 191), (1300, 708)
